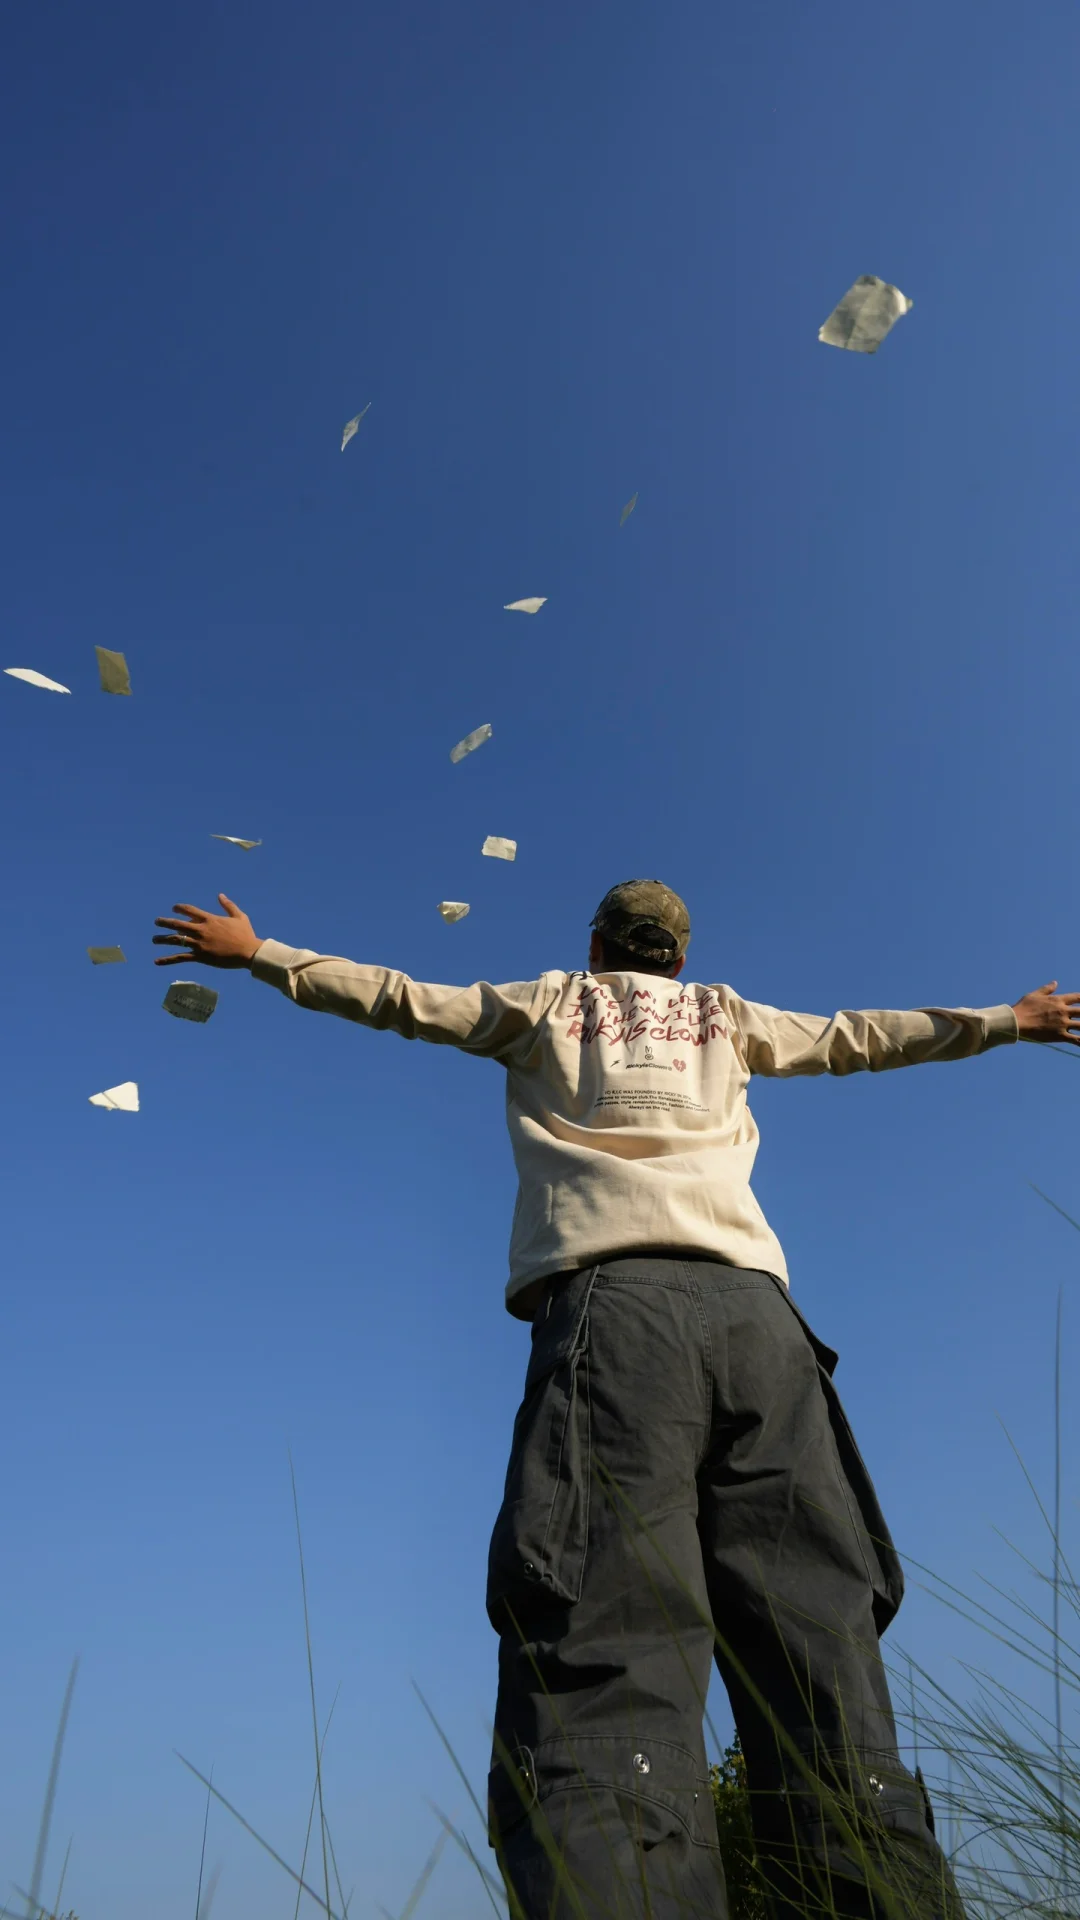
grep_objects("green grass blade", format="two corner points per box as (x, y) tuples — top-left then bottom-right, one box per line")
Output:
(1053, 1287), (1066, 1902)
(289, 1450), (333, 1920)
(51, 1835), (71, 1920)
(322, 1799), (351, 1920)
(193, 1763), (212, 1920)
(391, 1820), (450, 1919)
(174, 1752), (344, 1920)
(292, 1686), (341, 1920)
(424, 1802), (505, 1917)
(1030, 1184), (1080, 1234)
(27, 1658), (78, 1920)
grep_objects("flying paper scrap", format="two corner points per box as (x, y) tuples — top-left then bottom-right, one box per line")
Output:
(88, 946), (126, 964)
(437, 901), (470, 923)
(818, 276), (913, 354)
(211, 835), (262, 850)
(96, 647), (132, 695)
(89, 1081), (139, 1111)
(619, 493), (638, 526)
(504, 598), (546, 614)
(482, 836), (516, 861)
(341, 402), (371, 450)
(450, 723), (492, 764)
(4, 668), (71, 693)
(163, 980), (219, 1023)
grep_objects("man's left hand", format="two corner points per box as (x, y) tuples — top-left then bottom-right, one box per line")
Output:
(1012, 981), (1080, 1047)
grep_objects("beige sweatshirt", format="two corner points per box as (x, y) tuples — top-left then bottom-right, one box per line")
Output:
(251, 940), (1018, 1320)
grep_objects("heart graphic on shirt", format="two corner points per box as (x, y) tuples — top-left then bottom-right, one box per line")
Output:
(673, 1058), (686, 1072)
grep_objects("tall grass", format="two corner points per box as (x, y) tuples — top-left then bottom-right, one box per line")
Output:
(12, 1202), (1077, 1920)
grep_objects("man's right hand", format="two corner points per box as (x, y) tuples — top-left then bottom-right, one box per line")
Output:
(153, 895), (262, 969)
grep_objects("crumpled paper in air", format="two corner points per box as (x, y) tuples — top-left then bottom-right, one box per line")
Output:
(89, 1081), (139, 1111)
(163, 980), (219, 1023)
(96, 647), (132, 695)
(450, 723), (492, 764)
(619, 493), (638, 526)
(818, 277), (913, 354)
(504, 598), (546, 614)
(4, 668), (71, 693)
(437, 901), (470, 923)
(88, 946), (126, 964)
(341, 403), (371, 450)
(211, 835), (261, 850)
(482, 836), (516, 861)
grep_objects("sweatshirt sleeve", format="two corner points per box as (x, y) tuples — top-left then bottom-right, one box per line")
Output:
(249, 939), (555, 1064)
(724, 992), (1019, 1078)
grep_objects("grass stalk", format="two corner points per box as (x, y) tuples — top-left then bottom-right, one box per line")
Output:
(289, 1450), (333, 1920)
(193, 1765), (212, 1920)
(174, 1753), (346, 1920)
(292, 1688), (341, 1920)
(51, 1838), (71, 1920)
(26, 1658), (78, 1920)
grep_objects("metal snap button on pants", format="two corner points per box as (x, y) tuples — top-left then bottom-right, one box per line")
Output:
(485, 1258), (963, 1920)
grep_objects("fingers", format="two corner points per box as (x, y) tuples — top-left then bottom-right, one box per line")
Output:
(219, 894), (243, 917)
(154, 953), (203, 968)
(154, 918), (201, 935)
(152, 934), (196, 948)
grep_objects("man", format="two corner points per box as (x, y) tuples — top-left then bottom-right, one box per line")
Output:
(153, 881), (1078, 1920)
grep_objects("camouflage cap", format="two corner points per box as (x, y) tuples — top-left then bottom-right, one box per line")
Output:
(590, 879), (691, 962)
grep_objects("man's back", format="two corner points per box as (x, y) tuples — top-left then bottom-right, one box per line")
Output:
(502, 968), (767, 1319)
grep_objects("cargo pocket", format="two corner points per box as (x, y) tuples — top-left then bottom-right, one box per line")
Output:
(488, 1734), (719, 1853)
(773, 1745), (942, 1883)
(486, 1298), (593, 1619)
(487, 1742), (539, 1848)
(819, 1370), (906, 1634)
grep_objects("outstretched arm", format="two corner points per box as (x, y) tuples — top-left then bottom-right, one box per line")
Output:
(152, 895), (553, 1061)
(726, 978), (1080, 1078)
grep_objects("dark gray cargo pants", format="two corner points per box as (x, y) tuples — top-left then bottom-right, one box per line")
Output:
(485, 1258), (962, 1920)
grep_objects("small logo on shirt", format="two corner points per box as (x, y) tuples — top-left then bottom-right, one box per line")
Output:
(644, 1045), (654, 1062)
(673, 1058), (686, 1072)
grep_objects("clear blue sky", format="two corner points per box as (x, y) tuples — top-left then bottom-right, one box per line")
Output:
(2, 3), (1078, 1913)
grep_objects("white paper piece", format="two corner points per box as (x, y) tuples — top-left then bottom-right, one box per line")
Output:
(163, 980), (219, 1023)
(450, 723), (492, 764)
(89, 1081), (139, 1111)
(818, 276), (913, 354)
(4, 668), (71, 694)
(88, 946), (126, 964)
(482, 836), (516, 861)
(619, 493), (638, 526)
(211, 834), (262, 850)
(96, 646), (132, 695)
(437, 901), (470, 923)
(341, 402), (371, 450)
(503, 598), (546, 614)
